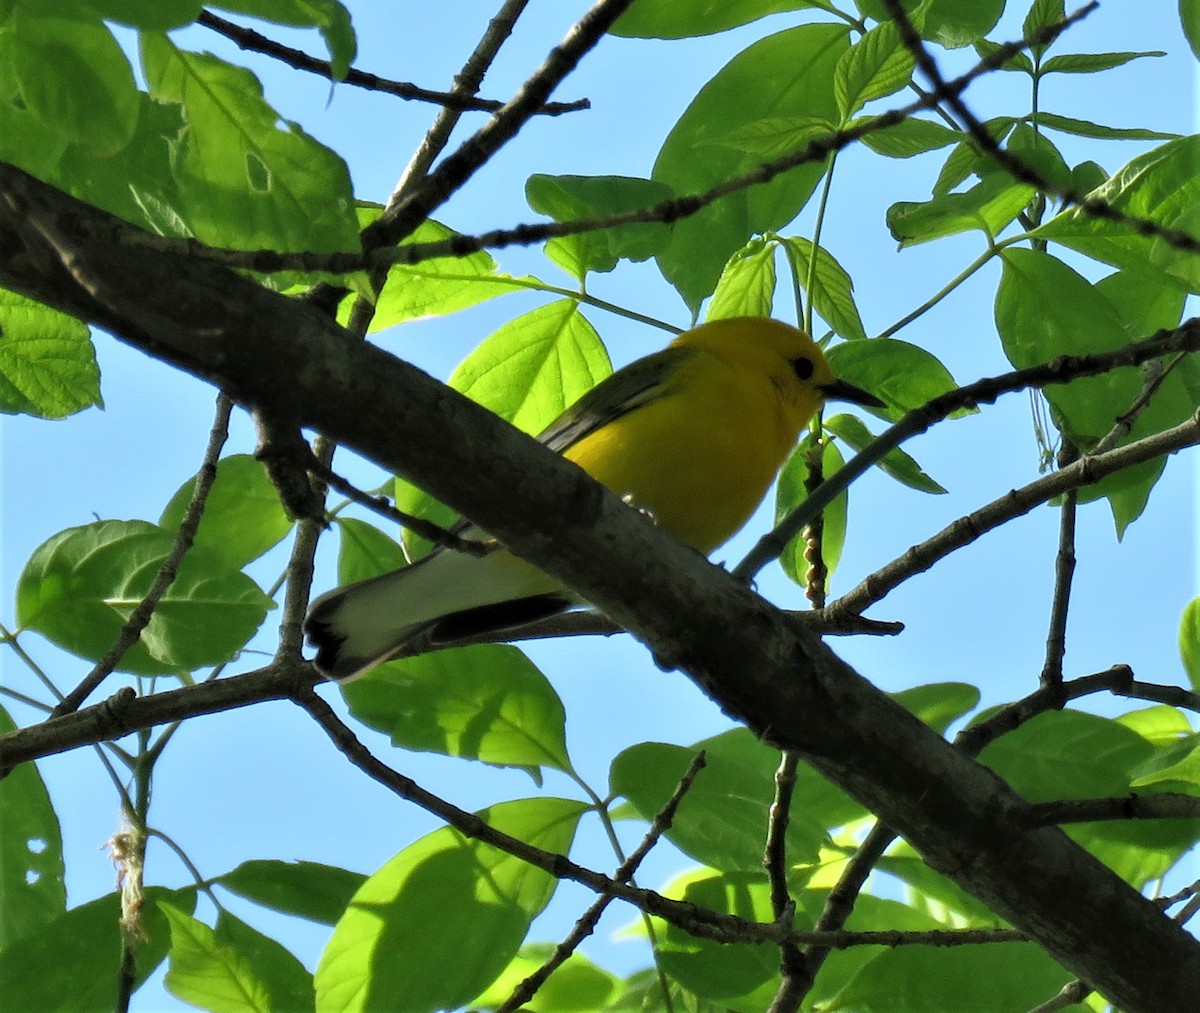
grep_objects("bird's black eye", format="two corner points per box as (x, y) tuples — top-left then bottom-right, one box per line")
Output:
(791, 356), (815, 381)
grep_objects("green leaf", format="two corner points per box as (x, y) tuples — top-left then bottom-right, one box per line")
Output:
(162, 905), (273, 1013)
(929, 117), (1017, 196)
(89, 0), (202, 29)
(446, 300), (612, 436)
(995, 249), (1195, 533)
(1041, 50), (1165, 74)
(878, 847), (1000, 927)
(781, 236), (867, 341)
(611, 741), (827, 872)
(0, 290), (100, 419)
(892, 682), (979, 732)
(652, 23), (849, 310)
(611, 0), (833, 39)
(1036, 111), (1179, 142)
(825, 413), (947, 494)
(1033, 136), (1200, 293)
(342, 644), (572, 774)
(855, 116), (961, 159)
(703, 114), (835, 161)
(316, 797), (586, 1013)
(978, 709), (1154, 801)
(826, 338), (963, 421)
(526, 174), (674, 280)
(469, 945), (619, 1011)
(855, 0), (1003, 49)
(0, 704), (65, 952)
(1022, 0), (1065, 58)
(887, 174), (1036, 246)
(17, 519), (274, 675)
(1116, 705), (1194, 745)
(4, 9), (139, 155)
(333, 517), (411, 586)
(775, 439), (847, 591)
(141, 32), (359, 251)
(1006, 122), (1072, 193)
(213, 912), (314, 1013)
(159, 454), (293, 570)
(1069, 158), (1109, 195)
(216, 860), (366, 926)
(212, 0), (356, 76)
(827, 943), (1071, 1011)
(656, 872), (779, 1000)
(705, 238), (778, 321)
(972, 37), (1034, 74)
(834, 21), (914, 120)
(1180, 598), (1200, 692)
(696, 726), (866, 831)
(0, 888), (196, 1009)
(1184, 0), (1200, 59)
(345, 219), (531, 329)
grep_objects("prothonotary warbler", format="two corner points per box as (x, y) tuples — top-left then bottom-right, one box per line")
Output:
(305, 317), (882, 681)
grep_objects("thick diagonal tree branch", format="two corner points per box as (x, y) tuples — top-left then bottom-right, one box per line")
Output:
(0, 165), (1198, 1012)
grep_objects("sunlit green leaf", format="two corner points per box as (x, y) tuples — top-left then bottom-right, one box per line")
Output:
(781, 236), (867, 340)
(1036, 111), (1179, 142)
(706, 238), (778, 320)
(775, 439), (847, 591)
(216, 860), (366, 926)
(4, 10), (139, 155)
(1040, 50), (1165, 74)
(835, 20), (914, 119)
(162, 905), (274, 1013)
(826, 413), (947, 493)
(828, 942), (1071, 1011)
(160, 454), (293, 570)
(17, 519), (274, 675)
(855, 0), (1003, 48)
(212, 0), (356, 76)
(1034, 136), (1200, 293)
(856, 116), (961, 159)
(0, 704), (65, 952)
(1180, 598), (1200, 691)
(611, 0), (834, 39)
(0, 290), (100, 419)
(0, 888), (196, 1009)
(826, 338), (963, 421)
(343, 644), (572, 774)
(1022, 0), (1065, 57)
(888, 175), (1036, 246)
(90, 0), (202, 29)
(333, 517), (411, 586)
(611, 741), (826, 872)
(447, 300), (612, 437)
(343, 219), (532, 329)
(141, 32), (359, 251)
(469, 945), (619, 1011)
(316, 798), (585, 1013)
(653, 24), (849, 310)
(526, 174), (674, 279)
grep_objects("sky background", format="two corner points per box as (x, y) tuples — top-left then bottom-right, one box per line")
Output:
(1, 2), (1197, 1009)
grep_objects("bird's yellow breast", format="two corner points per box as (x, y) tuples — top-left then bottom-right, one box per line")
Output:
(563, 347), (806, 554)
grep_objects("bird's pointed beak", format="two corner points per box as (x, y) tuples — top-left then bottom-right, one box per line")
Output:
(819, 378), (886, 408)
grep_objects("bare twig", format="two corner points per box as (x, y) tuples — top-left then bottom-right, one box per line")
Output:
(494, 753), (707, 1013)
(1040, 441), (1078, 689)
(195, 10), (587, 116)
(744, 319), (1200, 586)
(52, 394), (234, 716)
(822, 405), (1200, 620)
(1029, 793), (1200, 825)
(764, 749), (804, 1013)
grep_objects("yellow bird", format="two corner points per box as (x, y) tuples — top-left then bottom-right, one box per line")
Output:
(305, 317), (881, 681)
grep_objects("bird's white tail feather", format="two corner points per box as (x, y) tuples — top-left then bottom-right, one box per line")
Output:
(306, 548), (564, 680)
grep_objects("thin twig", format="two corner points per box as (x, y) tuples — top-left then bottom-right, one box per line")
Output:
(821, 405), (1200, 620)
(494, 752), (707, 1013)
(307, 454), (486, 556)
(764, 750), (805, 1013)
(52, 395), (234, 716)
(741, 320), (1200, 584)
(1040, 441), (1078, 689)
(196, 10), (587, 116)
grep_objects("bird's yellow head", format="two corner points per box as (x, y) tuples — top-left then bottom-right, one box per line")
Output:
(672, 317), (881, 430)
